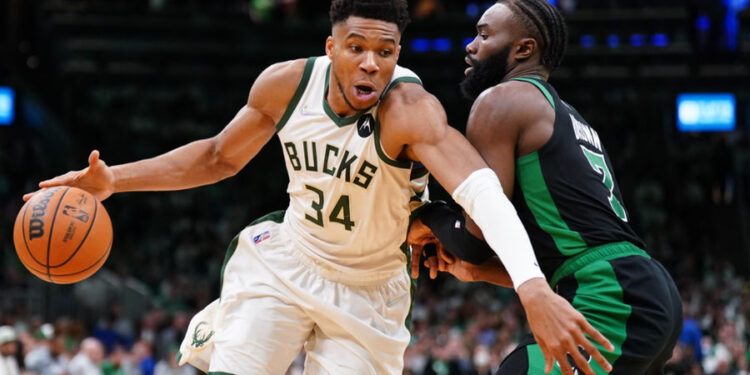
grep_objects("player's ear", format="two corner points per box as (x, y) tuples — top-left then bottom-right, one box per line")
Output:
(395, 44), (402, 60)
(326, 36), (335, 59)
(514, 38), (537, 61)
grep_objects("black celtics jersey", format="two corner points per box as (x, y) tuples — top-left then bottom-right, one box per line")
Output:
(509, 76), (645, 279)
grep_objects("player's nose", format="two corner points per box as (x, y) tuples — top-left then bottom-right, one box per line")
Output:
(465, 36), (478, 54)
(359, 51), (379, 74)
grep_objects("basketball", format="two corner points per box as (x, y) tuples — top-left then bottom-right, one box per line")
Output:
(13, 186), (113, 284)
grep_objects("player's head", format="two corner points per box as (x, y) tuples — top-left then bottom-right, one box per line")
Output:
(461, 0), (568, 99)
(326, 0), (409, 112)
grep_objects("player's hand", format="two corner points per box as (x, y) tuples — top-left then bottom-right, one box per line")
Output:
(517, 278), (614, 375)
(433, 248), (474, 282)
(407, 219), (445, 279)
(23, 150), (115, 202)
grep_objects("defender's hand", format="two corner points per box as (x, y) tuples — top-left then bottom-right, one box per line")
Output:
(407, 219), (444, 279)
(517, 278), (614, 375)
(23, 150), (115, 202)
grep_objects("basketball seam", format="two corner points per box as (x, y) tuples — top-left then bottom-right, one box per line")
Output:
(46, 187), (72, 282)
(50, 237), (111, 278)
(49, 196), (98, 268)
(21, 188), (60, 268)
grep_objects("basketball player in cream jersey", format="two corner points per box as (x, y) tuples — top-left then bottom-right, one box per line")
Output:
(26, 1), (613, 374)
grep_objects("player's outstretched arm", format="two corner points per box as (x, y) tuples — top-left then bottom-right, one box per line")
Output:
(381, 83), (614, 375)
(24, 59), (307, 202)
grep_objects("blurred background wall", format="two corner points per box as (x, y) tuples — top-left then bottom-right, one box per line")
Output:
(1, 1), (749, 374)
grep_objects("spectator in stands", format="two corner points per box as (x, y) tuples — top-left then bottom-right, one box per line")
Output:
(67, 337), (104, 375)
(0, 326), (20, 375)
(154, 346), (195, 375)
(24, 328), (69, 375)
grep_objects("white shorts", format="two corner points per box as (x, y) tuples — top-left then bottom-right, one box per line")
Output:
(178, 213), (412, 375)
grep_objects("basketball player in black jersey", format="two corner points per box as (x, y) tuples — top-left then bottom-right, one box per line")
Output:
(408, 1), (682, 374)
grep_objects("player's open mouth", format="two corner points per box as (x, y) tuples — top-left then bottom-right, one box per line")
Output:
(464, 56), (473, 76)
(353, 85), (377, 101)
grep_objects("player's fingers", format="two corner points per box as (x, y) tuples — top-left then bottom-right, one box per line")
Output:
(579, 338), (612, 373)
(22, 189), (43, 202)
(437, 256), (448, 272)
(38, 171), (76, 188)
(576, 324), (612, 372)
(428, 256), (438, 279)
(437, 245), (455, 265)
(88, 150), (100, 167)
(410, 245), (422, 279)
(567, 346), (595, 375)
(557, 353), (574, 375)
(542, 345), (554, 374)
(583, 320), (615, 352)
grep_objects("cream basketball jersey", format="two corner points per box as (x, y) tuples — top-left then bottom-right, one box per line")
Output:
(276, 56), (425, 281)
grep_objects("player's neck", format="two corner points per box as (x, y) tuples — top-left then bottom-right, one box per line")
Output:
(326, 83), (360, 118)
(504, 66), (549, 81)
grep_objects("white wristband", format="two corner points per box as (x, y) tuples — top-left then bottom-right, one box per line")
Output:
(452, 168), (545, 290)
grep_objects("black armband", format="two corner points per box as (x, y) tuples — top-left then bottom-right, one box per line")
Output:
(417, 201), (495, 265)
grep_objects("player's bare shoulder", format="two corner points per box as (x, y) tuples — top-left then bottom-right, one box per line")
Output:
(468, 80), (555, 155)
(248, 58), (309, 125)
(378, 81), (448, 147)
(471, 80), (553, 132)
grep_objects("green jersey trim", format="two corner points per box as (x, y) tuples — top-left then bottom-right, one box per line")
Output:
(371, 76), (421, 169)
(374, 117), (411, 169)
(516, 151), (587, 256)
(549, 241), (649, 288)
(218, 234), (239, 299)
(384, 76), (422, 96)
(510, 76), (556, 110)
(276, 57), (316, 132)
(322, 65), (368, 127)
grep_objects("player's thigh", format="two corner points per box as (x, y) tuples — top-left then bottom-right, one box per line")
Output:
(302, 272), (412, 375)
(209, 295), (313, 375)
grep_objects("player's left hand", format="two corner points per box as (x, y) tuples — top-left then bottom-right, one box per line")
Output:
(407, 219), (446, 279)
(517, 278), (614, 375)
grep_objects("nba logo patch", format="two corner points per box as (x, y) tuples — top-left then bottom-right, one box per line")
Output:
(253, 230), (271, 244)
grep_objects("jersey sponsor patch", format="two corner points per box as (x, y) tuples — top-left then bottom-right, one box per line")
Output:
(357, 114), (374, 138)
(253, 230), (271, 244)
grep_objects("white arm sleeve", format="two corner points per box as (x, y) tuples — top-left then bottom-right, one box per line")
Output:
(452, 168), (545, 289)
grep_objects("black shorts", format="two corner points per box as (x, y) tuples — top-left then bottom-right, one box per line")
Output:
(496, 249), (682, 374)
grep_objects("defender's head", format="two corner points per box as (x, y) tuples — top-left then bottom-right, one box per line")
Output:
(461, 0), (568, 99)
(326, 0), (410, 112)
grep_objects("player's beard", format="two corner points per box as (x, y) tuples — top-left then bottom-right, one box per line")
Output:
(460, 45), (512, 100)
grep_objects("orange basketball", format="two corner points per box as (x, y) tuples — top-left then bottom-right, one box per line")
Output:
(13, 186), (113, 284)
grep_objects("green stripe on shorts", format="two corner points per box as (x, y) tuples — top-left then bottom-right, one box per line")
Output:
(524, 260), (631, 374)
(571, 261), (631, 373)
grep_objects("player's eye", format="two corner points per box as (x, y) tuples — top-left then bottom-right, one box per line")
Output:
(380, 49), (393, 57)
(350, 45), (363, 53)
(480, 34), (489, 40)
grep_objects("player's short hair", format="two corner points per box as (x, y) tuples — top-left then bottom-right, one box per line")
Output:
(329, 0), (411, 34)
(499, 0), (568, 71)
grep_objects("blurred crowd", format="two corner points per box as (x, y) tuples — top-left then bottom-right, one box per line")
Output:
(3, 259), (750, 375)
(2, 0), (750, 375)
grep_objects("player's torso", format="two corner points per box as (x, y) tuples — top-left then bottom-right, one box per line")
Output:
(276, 56), (422, 280)
(509, 77), (645, 278)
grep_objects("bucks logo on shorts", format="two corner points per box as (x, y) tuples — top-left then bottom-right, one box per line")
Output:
(191, 321), (215, 348)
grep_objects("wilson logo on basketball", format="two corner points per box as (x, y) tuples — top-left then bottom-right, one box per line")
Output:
(28, 188), (59, 240)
